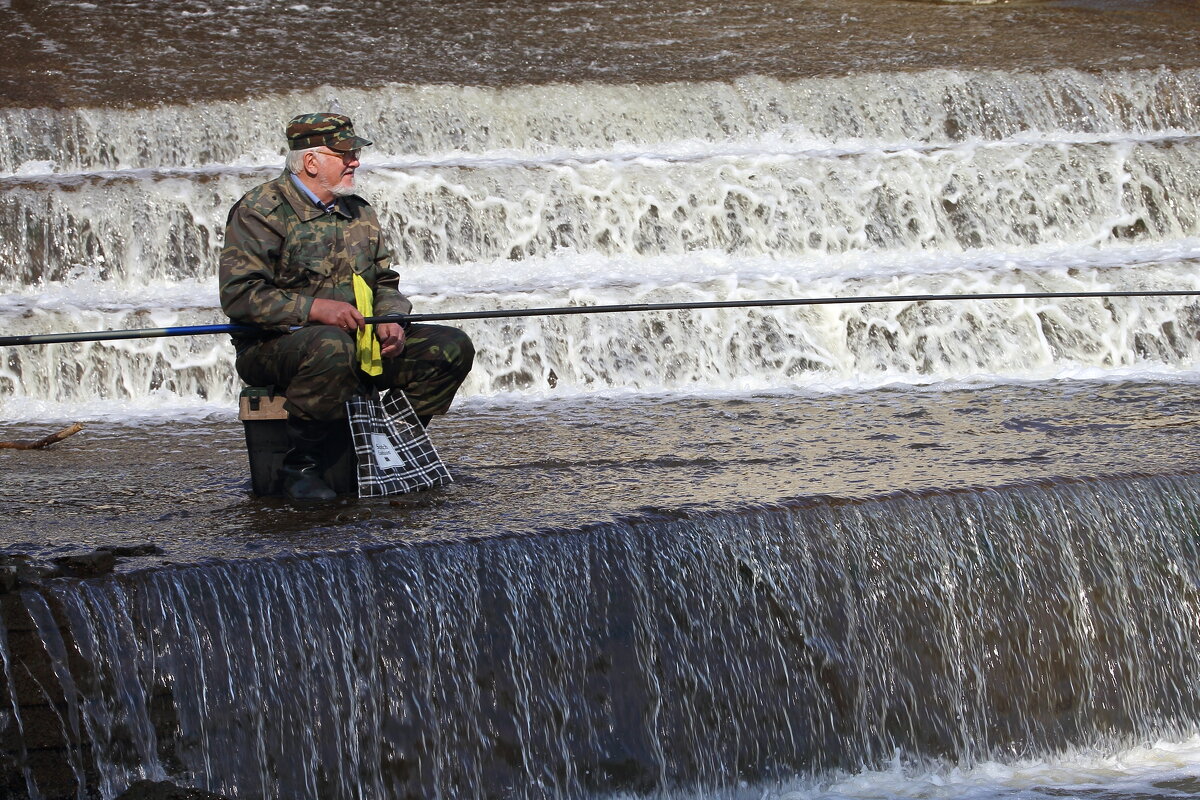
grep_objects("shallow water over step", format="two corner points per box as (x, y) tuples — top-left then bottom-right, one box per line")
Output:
(2, 379), (1199, 570)
(3, 0), (1197, 108)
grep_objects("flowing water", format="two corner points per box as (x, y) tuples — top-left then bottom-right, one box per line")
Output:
(3, 0), (1200, 798)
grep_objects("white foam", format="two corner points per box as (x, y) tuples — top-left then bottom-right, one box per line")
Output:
(754, 736), (1200, 800)
(1, 68), (1198, 175)
(2, 68), (1199, 420)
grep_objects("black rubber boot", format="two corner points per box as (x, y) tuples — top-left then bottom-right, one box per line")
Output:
(281, 418), (337, 501)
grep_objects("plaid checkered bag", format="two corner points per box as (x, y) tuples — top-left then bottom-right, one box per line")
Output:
(345, 390), (452, 497)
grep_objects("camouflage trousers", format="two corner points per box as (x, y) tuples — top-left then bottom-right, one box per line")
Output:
(234, 323), (475, 421)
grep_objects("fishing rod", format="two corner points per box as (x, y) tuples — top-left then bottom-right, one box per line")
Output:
(2, 289), (1198, 347)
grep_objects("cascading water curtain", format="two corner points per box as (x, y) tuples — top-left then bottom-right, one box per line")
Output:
(8, 473), (1200, 799)
(4, 68), (1200, 418)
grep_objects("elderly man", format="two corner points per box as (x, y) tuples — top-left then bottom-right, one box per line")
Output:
(220, 112), (474, 501)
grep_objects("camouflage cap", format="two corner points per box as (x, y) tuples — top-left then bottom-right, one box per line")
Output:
(285, 112), (373, 152)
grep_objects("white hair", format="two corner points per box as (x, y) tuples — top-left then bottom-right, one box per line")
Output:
(285, 146), (320, 175)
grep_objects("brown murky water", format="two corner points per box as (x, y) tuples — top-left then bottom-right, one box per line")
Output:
(1, 0), (1197, 108)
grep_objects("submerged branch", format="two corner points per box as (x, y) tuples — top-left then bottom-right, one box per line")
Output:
(0, 422), (85, 450)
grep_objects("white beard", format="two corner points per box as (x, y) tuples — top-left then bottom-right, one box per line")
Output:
(321, 172), (356, 197)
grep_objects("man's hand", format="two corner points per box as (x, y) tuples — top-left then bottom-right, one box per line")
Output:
(309, 298), (365, 333)
(376, 322), (406, 357)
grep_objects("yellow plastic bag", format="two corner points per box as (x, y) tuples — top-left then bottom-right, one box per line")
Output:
(352, 274), (383, 376)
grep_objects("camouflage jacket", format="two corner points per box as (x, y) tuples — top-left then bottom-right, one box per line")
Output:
(219, 171), (412, 343)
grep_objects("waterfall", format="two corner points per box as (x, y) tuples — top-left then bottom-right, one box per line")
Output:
(4, 475), (1200, 799)
(3, 68), (1200, 419)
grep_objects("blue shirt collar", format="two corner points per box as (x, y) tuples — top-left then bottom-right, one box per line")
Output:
(289, 173), (337, 213)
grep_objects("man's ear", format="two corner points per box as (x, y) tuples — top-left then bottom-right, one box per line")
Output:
(302, 151), (320, 177)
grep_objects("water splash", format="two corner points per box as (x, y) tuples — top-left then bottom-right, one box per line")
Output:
(1, 70), (1197, 175)
(3, 130), (1198, 286)
(2, 68), (1199, 417)
(6, 265), (1200, 419)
